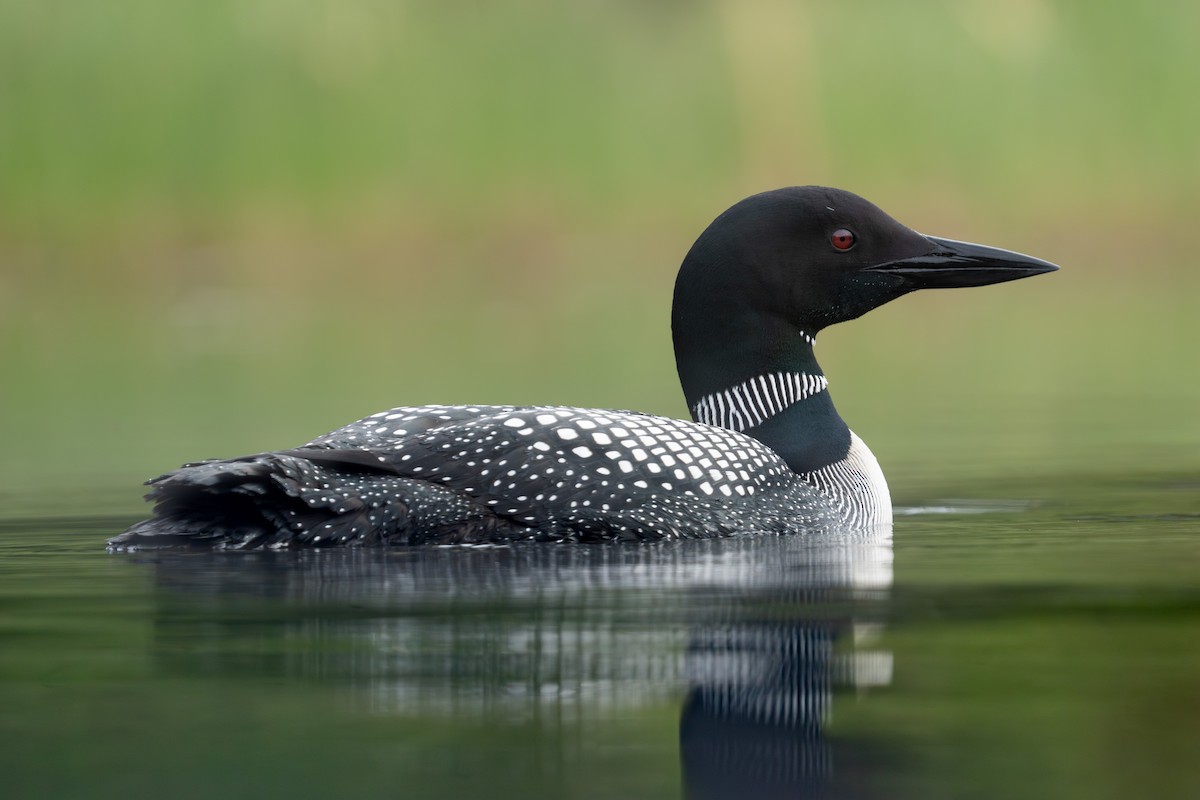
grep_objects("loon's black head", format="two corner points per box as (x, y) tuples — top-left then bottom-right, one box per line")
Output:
(672, 186), (1058, 402)
(674, 186), (1058, 333)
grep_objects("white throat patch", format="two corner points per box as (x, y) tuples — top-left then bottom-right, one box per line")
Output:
(691, 371), (829, 432)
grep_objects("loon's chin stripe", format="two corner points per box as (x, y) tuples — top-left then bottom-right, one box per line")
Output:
(691, 371), (829, 432)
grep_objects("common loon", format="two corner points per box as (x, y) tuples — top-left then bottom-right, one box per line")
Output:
(110, 187), (1057, 550)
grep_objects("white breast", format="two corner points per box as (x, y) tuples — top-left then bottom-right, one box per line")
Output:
(797, 431), (892, 527)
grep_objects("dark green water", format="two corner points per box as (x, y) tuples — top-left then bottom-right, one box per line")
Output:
(2, 470), (1197, 800)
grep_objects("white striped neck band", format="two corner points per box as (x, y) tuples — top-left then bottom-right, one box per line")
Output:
(691, 371), (829, 432)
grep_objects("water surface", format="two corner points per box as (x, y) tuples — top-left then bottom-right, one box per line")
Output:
(1, 469), (1198, 799)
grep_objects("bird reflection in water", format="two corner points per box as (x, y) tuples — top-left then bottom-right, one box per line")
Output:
(129, 526), (892, 796)
(679, 532), (892, 799)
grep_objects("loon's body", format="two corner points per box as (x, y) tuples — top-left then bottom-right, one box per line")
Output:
(111, 187), (1056, 550)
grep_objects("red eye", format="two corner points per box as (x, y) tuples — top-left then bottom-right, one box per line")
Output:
(831, 228), (857, 251)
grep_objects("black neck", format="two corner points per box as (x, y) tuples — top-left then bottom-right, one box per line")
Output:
(674, 316), (850, 474)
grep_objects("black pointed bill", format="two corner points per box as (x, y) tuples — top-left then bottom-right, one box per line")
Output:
(865, 235), (1059, 289)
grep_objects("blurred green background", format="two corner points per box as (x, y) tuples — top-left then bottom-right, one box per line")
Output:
(2, 0), (1197, 509)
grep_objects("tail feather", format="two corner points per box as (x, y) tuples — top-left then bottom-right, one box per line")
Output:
(110, 451), (510, 551)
